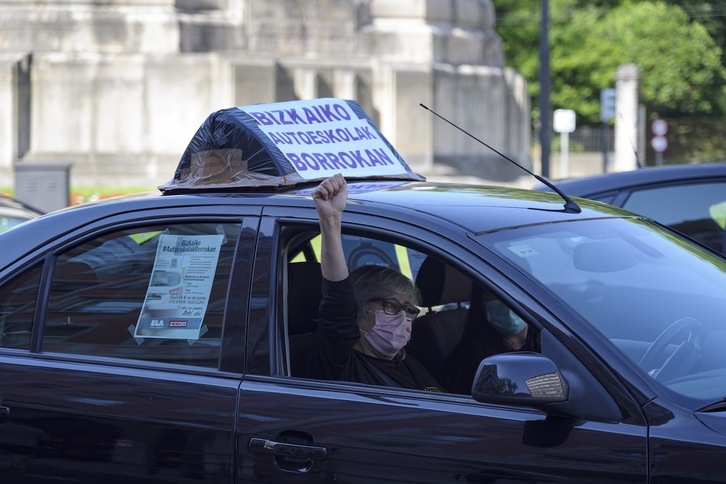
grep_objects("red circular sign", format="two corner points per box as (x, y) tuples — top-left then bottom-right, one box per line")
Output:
(651, 119), (668, 136)
(651, 135), (668, 152)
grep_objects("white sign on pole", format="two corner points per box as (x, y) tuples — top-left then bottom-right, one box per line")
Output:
(553, 109), (576, 133)
(553, 109), (576, 177)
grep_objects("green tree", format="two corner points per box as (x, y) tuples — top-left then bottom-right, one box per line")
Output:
(496, 1), (726, 123)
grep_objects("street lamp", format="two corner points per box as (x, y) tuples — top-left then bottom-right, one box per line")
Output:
(539, 0), (551, 178)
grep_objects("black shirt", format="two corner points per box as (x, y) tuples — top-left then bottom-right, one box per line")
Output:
(304, 276), (443, 392)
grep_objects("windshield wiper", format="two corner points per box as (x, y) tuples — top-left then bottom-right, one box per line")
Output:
(696, 398), (726, 413)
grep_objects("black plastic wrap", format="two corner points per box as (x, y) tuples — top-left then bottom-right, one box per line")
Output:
(159, 99), (424, 193)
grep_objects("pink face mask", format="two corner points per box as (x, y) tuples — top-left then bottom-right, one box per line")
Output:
(361, 310), (413, 358)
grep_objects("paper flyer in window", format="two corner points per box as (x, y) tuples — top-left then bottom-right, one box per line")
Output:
(135, 234), (224, 340)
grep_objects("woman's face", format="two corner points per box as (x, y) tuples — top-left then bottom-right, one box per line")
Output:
(358, 292), (416, 331)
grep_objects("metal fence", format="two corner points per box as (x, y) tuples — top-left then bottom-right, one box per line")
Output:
(547, 124), (615, 152)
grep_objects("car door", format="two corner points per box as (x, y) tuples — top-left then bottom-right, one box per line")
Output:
(234, 208), (649, 483)
(0, 215), (256, 483)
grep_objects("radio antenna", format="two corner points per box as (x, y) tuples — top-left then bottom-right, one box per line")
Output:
(420, 103), (581, 214)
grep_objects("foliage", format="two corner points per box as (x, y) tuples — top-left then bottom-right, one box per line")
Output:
(495, 1), (726, 123)
(654, 117), (726, 164)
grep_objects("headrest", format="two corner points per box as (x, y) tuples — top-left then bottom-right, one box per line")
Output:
(415, 257), (472, 308)
(287, 261), (323, 334)
(53, 261), (97, 286)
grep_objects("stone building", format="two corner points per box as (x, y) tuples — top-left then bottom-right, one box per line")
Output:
(0, 0), (529, 190)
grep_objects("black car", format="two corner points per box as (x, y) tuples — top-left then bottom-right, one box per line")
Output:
(1, 98), (726, 482)
(542, 162), (726, 255)
(0, 195), (43, 232)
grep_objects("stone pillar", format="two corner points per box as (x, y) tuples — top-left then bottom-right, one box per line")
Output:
(0, 53), (31, 178)
(231, 57), (277, 106)
(0, 0), (530, 186)
(613, 63), (640, 172)
(374, 64), (435, 172)
(364, 0), (527, 178)
(333, 70), (358, 100)
(293, 69), (319, 100)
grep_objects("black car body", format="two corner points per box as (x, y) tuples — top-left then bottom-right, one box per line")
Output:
(543, 162), (726, 255)
(1, 99), (726, 482)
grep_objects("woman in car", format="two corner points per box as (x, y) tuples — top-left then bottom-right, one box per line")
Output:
(304, 173), (444, 391)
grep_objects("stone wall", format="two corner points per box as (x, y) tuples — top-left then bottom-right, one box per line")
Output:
(0, 0), (530, 190)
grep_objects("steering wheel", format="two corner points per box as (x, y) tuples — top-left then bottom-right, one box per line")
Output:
(639, 317), (703, 382)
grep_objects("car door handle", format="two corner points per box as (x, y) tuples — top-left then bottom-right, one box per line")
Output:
(249, 437), (328, 460)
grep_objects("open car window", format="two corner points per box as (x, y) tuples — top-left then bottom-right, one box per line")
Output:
(283, 229), (536, 395)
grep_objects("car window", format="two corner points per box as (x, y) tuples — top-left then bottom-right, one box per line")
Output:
(483, 217), (726, 402)
(0, 263), (43, 350)
(584, 191), (618, 205)
(283, 229), (537, 394)
(42, 222), (240, 368)
(622, 181), (726, 254)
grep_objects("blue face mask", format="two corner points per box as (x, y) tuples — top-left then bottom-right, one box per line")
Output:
(486, 300), (527, 335)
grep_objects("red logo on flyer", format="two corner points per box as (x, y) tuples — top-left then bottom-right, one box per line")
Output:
(169, 320), (188, 328)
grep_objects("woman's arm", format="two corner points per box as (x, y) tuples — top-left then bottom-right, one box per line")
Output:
(313, 173), (349, 282)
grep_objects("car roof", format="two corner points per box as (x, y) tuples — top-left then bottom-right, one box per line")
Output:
(333, 181), (622, 231)
(551, 162), (726, 197)
(0, 180), (634, 272)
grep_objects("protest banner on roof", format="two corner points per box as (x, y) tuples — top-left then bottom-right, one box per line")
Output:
(160, 98), (424, 192)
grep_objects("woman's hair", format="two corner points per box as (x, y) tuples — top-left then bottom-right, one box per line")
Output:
(349, 265), (420, 319)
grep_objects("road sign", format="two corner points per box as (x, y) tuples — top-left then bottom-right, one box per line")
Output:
(553, 109), (576, 133)
(651, 119), (668, 136)
(600, 88), (616, 122)
(651, 135), (668, 153)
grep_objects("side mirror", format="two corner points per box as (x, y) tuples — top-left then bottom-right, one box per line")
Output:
(471, 352), (568, 407)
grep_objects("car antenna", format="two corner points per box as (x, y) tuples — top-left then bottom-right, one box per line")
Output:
(420, 103), (582, 214)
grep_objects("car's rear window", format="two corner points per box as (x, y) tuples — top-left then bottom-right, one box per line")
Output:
(42, 222), (240, 368)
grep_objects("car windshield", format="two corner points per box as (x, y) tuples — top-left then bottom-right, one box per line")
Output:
(479, 216), (726, 405)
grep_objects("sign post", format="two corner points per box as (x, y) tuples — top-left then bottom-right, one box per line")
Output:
(553, 109), (576, 178)
(600, 88), (616, 172)
(651, 119), (668, 166)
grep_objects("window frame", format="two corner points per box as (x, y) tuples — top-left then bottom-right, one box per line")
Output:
(0, 212), (260, 375)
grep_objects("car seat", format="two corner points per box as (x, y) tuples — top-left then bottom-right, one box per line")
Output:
(406, 257), (473, 385)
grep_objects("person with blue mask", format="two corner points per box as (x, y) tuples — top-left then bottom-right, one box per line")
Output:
(443, 285), (539, 395)
(303, 174), (444, 392)
(485, 295), (530, 351)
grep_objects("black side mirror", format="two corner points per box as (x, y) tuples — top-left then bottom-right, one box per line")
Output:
(471, 352), (568, 407)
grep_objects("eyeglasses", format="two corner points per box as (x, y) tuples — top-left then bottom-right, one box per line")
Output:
(369, 298), (420, 320)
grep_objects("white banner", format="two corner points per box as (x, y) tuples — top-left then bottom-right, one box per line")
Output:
(240, 98), (409, 180)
